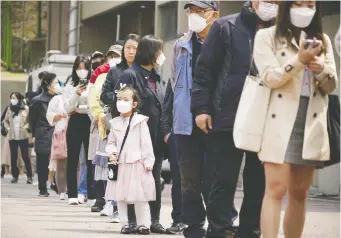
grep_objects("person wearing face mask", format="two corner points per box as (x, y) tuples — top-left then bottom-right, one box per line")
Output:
(101, 34), (140, 106)
(113, 35), (166, 234)
(91, 51), (105, 72)
(191, 1), (278, 237)
(4, 92), (33, 184)
(253, 1), (338, 237)
(29, 72), (61, 196)
(161, 1), (229, 236)
(89, 43), (123, 84)
(62, 55), (97, 205)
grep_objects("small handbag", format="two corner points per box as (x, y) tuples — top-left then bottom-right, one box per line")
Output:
(233, 74), (271, 152)
(1, 122), (7, 137)
(108, 115), (133, 181)
(324, 94), (340, 167)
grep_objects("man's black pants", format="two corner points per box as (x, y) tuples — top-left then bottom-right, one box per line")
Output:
(205, 132), (265, 238)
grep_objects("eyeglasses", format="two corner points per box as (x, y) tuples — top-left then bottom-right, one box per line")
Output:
(185, 8), (213, 16)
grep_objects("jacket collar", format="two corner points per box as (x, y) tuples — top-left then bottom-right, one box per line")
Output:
(240, 1), (257, 32)
(177, 31), (195, 54)
(38, 91), (55, 103)
(132, 62), (161, 82)
(112, 113), (149, 130)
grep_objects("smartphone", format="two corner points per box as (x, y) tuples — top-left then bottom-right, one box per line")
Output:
(79, 78), (88, 86)
(304, 39), (320, 49)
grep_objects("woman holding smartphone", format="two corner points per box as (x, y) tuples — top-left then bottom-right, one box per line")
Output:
(253, 1), (337, 237)
(63, 55), (95, 205)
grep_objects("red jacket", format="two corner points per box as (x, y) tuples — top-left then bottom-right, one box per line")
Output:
(90, 63), (110, 84)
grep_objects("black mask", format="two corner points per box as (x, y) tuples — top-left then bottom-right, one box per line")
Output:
(92, 62), (101, 71)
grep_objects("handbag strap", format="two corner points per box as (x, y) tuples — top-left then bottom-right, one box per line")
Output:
(117, 114), (133, 159)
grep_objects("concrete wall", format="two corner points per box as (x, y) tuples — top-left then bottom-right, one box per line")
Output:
(81, 1), (128, 20)
(47, 1), (70, 53)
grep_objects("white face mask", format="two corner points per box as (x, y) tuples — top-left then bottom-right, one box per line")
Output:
(52, 83), (62, 94)
(290, 7), (316, 28)
(256, 1), (278, 22)
(116, 100), (133, 114)
(188, 13), (208, 33)
(10, 99), (18, 106)
(76, 69), (89, 79)
(156, 53), (166, 67)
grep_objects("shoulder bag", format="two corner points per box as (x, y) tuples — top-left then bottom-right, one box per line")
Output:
(108, 114), (133, 181)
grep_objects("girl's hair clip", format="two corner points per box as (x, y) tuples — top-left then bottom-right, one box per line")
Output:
(114, 83), (127, 94)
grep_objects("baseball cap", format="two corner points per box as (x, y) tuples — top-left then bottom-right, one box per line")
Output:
(107, 45), (123, 57)
(91, 51), (104, 60)
(184, 0), (219, 11)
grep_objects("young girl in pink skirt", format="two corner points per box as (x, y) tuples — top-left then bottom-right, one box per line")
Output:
(105, 85), (155, 235)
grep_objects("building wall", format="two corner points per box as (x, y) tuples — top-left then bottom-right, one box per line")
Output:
(46, 1), (70, 53)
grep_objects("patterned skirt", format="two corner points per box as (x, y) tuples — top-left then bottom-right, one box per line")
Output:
(92, 138), (109, 181)
(284, 96), (324, 168)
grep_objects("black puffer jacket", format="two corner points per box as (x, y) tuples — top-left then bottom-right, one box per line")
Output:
(191, 2), (264, 132)
(29, 92), (55, 154)
(100, 65), (127, 106)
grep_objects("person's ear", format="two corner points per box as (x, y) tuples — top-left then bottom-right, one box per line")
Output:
(132, 101), (138, 109)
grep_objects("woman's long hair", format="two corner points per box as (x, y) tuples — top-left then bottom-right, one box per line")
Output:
(117, 34), (140, 69)
(70, 55), (91, 86)
(275, 2), (325, 47)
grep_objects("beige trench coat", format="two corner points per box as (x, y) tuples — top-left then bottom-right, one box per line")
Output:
(254, 26), (338, 164)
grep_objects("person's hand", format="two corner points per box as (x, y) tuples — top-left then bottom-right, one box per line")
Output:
(195, 114), (212, 134)
(57, 114), (68, 120)
(31, 137), (35, 144)
(164, 133), (170, 144)
(99, 115), (105, 124)
(299, 38), (323, 65)
(307, 55), (325, 74)
(109, 154), (118, 165)
(76, 85), (87, 95)
(145, 166), (153, 171)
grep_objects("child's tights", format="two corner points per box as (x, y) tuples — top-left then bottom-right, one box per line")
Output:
(117, 201), (150, 227)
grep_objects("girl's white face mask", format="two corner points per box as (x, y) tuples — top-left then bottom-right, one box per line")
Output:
(76, 69), (89, 79)
(188, 13), (208, 33)
(156, 53), (166, 67)
(256, 1), (278, 22)
(117, 100), (133, 114)
(52, 83), (62, 94)
(290, 7), (316, 28)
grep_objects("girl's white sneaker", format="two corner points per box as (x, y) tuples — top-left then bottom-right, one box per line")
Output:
(68, 198), (79, 205)
(59, 193), (67, 200)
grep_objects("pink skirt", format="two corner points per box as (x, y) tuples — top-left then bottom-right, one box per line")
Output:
(105, 160), (156, 203)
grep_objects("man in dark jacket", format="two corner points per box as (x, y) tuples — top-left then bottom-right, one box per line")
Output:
(191, 1), (277, 237)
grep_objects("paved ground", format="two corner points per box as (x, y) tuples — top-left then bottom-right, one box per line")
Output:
(1, 175), (340, 238)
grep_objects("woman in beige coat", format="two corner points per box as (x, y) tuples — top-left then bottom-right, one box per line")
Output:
(253, 1), (338, 238)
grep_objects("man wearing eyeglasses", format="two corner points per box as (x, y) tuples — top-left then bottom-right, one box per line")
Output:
(161, 1), (237, 237)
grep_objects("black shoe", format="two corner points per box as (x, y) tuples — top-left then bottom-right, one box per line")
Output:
(137, 225), (151, 235)
(150, 223), (166, 234)
(160, 177), (165, 192)
(121, 225), (134, 234)
(11, 177), (18, 183)
(27, 177), (33, 184)
(166, 223), (187, 234)
(39, 191), (50, 197)
(50, 183), (58, 194)
(91, 199), (105, 212)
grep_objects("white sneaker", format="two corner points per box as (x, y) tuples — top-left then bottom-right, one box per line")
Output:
(78, 194), (86, 204)
(109, 211), (120, 223)
(59, 193), (67, 200)
(100, 201), (114, 216)
(87, 199), (96, 206)
(68, 198), (78, 205)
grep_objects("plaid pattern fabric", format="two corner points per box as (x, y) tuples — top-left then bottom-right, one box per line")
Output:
(284, 97), (324, 168)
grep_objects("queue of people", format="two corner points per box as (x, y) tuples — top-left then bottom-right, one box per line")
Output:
(1, 1), (339, 237)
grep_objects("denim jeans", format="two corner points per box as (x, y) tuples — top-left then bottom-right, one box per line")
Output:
(78, 164), (87, 195)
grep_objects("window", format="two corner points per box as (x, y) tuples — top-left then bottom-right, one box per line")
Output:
(159, 1), (178, 40)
